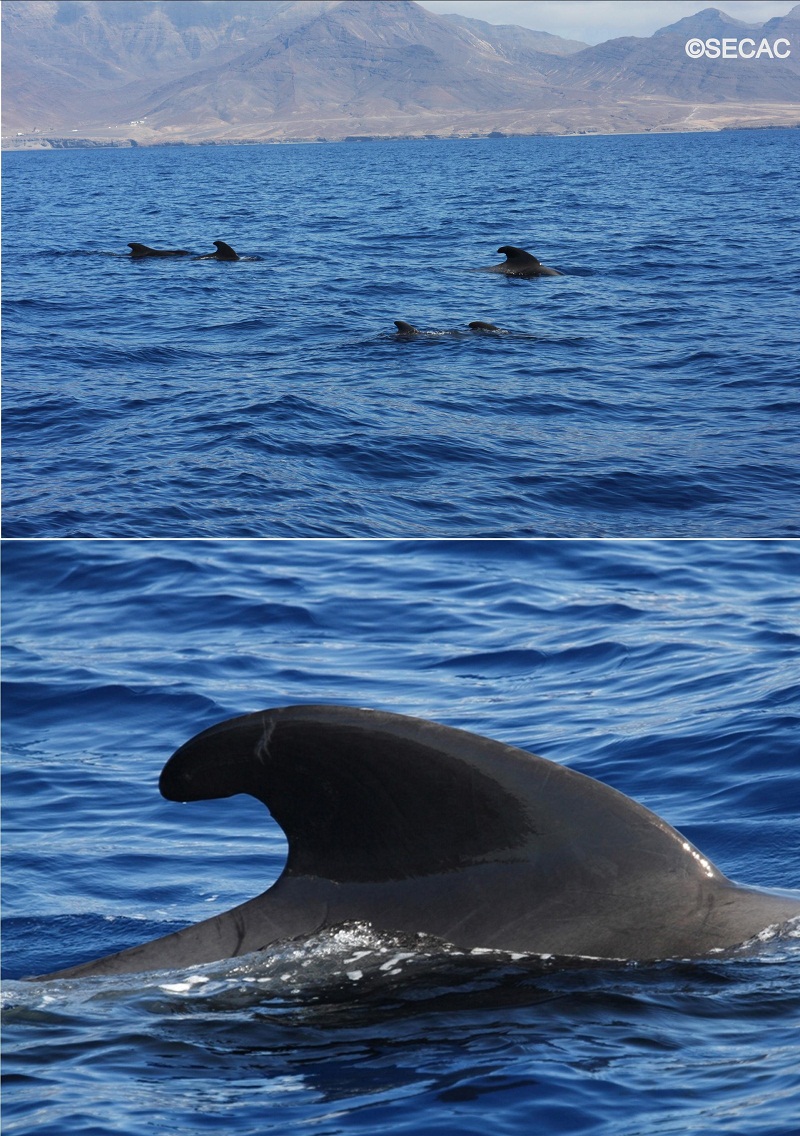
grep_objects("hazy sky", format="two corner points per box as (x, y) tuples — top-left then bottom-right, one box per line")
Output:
(418, 1), (796, 45)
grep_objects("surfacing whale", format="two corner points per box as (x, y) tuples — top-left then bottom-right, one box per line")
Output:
(128, 243), (191, 258)
(394, 321), (505, 336)
(35, 706), (799, 980)
(482, 246), (562, 277)
(196, 240), (240, 261)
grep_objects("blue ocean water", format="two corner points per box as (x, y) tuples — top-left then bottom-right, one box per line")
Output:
(3, 129), (799, 537)
(2, 539), (799, 1135)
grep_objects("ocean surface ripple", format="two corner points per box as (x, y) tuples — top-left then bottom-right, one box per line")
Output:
(3, 130), (799, 536)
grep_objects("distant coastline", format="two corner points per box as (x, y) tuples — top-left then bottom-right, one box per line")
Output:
(5, 120), (799, 152)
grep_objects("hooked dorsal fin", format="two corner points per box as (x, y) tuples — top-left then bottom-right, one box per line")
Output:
(213, 240), (239, 259)
(159, 705), (715, 887)
(497, 246), (541, 266)
(161, 705), (532, 881)
(36, 706), (800, 979)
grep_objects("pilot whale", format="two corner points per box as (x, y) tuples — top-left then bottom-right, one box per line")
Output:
(128, 243), (191, 258)
(482, 246), (563, 277)
(35, 705), (799, 980)
(394, 321), (504, 336)
(196, 240), (240, 261)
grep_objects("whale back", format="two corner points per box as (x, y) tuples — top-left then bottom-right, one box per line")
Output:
(128, 243), (190, 257)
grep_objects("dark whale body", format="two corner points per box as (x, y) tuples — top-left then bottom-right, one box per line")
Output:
(482, 246), (563, 277)
(128, 243), (191, 258)
(196, 240), (240, 261)
(394, 321), (504, 335)
(36, 706), (799, 980)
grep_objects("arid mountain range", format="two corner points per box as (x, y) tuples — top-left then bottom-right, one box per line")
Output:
(3, 0), (799, 147)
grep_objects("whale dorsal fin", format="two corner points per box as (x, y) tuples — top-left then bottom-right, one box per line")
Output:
(497, 246), (541, 266)
(160, 705), (711, 886)
(36, 707), (799, 980)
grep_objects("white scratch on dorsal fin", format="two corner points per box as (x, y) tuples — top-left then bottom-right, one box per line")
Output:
(255, 716), (275, 762)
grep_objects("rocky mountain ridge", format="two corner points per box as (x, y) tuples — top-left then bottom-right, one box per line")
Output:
(4, 0), (799, 147)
